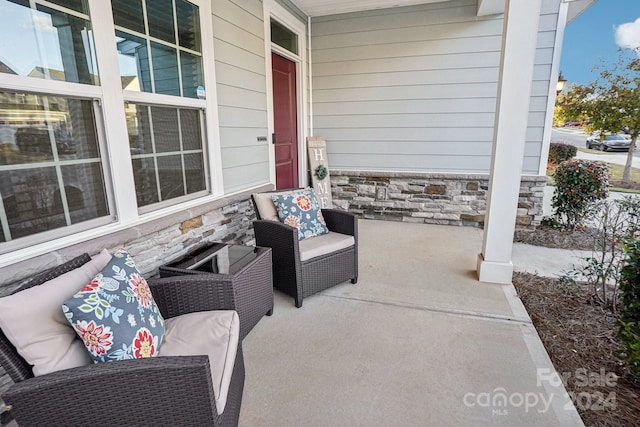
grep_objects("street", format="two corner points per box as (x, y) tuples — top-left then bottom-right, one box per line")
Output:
(551, 127), (640, 159)
(551, 127), (640, 171)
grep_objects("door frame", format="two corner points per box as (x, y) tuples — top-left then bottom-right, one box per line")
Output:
(263, 0), (309, 188)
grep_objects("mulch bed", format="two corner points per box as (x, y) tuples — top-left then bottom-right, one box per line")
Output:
(514, 223), (596, 251)
(512, 226), (640, 426)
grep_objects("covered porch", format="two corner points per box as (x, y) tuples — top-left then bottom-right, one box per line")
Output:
(0, 0), (593, 424)
(239, 219), (583, 426)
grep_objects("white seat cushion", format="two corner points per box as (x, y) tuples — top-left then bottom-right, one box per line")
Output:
(298, 231), (355, 262)
(158, 310), (240, 415)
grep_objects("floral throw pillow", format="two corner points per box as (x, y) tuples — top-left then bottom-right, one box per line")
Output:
(63, 248), (165, 363)
(272, 189), (329, 240)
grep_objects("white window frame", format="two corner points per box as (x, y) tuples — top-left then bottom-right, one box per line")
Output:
(263, 0), (309, 188)
(0, 0), (222, 267)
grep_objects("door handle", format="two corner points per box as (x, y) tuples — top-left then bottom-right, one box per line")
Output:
(272, 133), (276, 145)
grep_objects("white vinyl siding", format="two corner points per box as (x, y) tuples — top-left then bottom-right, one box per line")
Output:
(213, 0), (270, 192)
(311, 0), (559, 175)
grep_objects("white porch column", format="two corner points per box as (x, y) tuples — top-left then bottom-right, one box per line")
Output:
(477, 0), (542, 284)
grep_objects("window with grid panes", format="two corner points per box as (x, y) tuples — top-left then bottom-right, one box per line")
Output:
(113, 0), (208, 209)
(0, 0), (110, 247)
(0, 0), (213, 252)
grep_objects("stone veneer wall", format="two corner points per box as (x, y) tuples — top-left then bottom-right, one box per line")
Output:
(0, 186), (269, 293)
(330, 171), (548, 229)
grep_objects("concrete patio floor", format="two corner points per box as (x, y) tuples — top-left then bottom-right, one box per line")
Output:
(239, 219), (584, 426)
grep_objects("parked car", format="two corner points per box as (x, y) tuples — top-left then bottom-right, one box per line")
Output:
(586, 134), (631, 152)
(563, 121), (581, 127)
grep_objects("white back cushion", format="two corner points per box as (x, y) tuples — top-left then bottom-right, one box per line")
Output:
(0, 250), (111, 376)
(252, 189), (297, 221)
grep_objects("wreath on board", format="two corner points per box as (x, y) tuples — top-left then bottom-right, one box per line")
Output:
(315, 164), (328, 180)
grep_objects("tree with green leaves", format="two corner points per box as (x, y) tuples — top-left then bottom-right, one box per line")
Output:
(559, 50), (640, 184)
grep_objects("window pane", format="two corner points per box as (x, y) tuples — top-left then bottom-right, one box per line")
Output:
(116, 31), (152, 92)
(151, 42), (179, 96)
(12, 126), (55, 163)
(271, 20), (298, 55)
(111, 0), (203, 99)
(180, 109), (202, 151)
(0, 91), (108, 243)
(176, 0), (200, 52)
(147, 0), (175, 44)
(184, 153), (205, 193)
(132, 157), (159, 206)
(151, 106), (180, 152)
(61, 163), (108, 224)
(111, 0), (144, 33)
(0, 92), (99, 165)
(180, 51), (203, 99)
(47, 0), (87, 14)
(64, 98), (100, 159)
(1, 167), (66, 239)
(126, 104), (153, 154)
(0, 1), (98, 84)
(157, 155), (185, 200)
(126, 102), (207, 209)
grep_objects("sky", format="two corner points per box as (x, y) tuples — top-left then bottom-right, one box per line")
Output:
(560, 0), (640, 86)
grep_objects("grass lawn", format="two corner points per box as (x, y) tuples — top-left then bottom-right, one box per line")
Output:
(607, 162), (640, 181)
(607, 162), (640, 193)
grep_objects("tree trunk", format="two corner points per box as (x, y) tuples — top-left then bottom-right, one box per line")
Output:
(622, 133), (638, 184)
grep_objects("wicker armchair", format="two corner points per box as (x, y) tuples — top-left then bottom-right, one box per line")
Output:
(0, 254), (244, 427)
(251, 189), (358, 307)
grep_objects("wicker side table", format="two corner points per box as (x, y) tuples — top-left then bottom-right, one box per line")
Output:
(159, 244), (273, 339)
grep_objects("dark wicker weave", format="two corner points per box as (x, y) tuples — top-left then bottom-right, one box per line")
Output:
(1, 255), (244, 427)
(252, 190), (358, 307)
(158, 246), (274, 340)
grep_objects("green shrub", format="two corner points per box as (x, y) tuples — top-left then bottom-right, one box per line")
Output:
(619, 237), (640, 382)
(548, 142), (577, 164)
(550, 159), (609, 229)
(559, 197), (640, 309)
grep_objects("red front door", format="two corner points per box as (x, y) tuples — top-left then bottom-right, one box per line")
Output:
(272, 52), (298, 189)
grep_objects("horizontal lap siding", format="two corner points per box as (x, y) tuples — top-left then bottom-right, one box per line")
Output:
(524, 0), (560, 174)
(311, 0), (500, 174)
(311, 0), (560, 175)
(213, 0), (270, 192)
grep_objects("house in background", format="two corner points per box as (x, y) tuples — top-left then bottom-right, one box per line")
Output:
(0, 0), (594, 289)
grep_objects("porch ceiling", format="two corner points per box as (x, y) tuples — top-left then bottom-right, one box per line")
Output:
(290, 0), (593, 19)
(291, 0), (453, 17)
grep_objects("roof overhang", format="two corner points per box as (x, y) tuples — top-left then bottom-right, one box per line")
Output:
(476, 0), (503, 16)
(565, 0), (597, 23)
(476, 0), (597, 20)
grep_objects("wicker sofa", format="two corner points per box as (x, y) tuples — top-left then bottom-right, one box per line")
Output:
(0, 253), (244, 427)
(251, 189), (358, 308)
